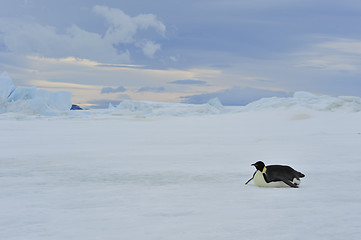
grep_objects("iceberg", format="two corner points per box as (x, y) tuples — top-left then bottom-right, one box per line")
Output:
(242, 91), (361, 112)
(0, 72), (72, 115)
(0, 72), (15, 100)
(107, 97), (226, 118)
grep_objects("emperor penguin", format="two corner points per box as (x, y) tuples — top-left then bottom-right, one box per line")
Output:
(245, 161), (305, 188)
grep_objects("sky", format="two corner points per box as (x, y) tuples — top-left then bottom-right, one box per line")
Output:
(1, 0), (361, 107)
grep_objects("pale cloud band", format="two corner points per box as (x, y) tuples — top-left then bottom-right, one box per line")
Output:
(295, 37), (361, 72)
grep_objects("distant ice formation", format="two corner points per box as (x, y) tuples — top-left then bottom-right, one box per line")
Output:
(2, 71), (361, 118)
(0, 72), (15, 100)
(107, 97), (225, 117)
(0, 72), (72, 115)
(242, 91), (361, 112)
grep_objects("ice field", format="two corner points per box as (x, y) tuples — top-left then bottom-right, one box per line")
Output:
(1, 72), (361, 239)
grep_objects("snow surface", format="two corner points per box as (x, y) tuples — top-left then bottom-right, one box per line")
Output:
(1, 73), (361, 239)
(1, 97), (361, 240)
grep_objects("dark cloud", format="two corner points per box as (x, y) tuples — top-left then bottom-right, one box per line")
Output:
(169, 80), (208, 85)
(181, 87), (292, 106)
(96, 64), (144, 69)
(101, 86), (127, 94)
(137, 86), (166, 92)
(118, 94), (131, 100)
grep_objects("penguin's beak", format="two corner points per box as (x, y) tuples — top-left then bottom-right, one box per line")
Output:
(251, 163), (257, 167)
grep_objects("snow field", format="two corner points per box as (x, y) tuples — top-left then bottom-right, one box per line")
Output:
(1, 109), (361, 240)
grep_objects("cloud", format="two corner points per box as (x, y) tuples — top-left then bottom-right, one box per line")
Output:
(92, 5), (165, 58)
(101, 86), (127, 94)
(137, 86), (166, 92)
(138, 40), (161, 58)
(169, 79), (208, 85)
(316, 38), (361, 55)
(0, 19), (129, 63)
(96, 63), (145, 69)
(181, 87), (291, 106)
(294, 37), (361, 72)
(93, 5), (166, 41)
(170, 56), (178, 62)
(0, 6), (166, 62)
(118, 94), (131, 100)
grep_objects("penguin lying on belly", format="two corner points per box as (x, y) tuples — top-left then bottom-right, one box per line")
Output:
(245, 161), (305, 188)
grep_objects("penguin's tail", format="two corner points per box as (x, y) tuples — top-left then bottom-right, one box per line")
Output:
(298, 172), (305, 178)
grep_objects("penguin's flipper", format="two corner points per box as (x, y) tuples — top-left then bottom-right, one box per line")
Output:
(245, 177), (253, 185)
(281, 178), (299, 188)
(245, 170), (257, 185)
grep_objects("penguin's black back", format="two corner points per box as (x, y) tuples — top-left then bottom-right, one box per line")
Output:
(266, 165), (305, 182)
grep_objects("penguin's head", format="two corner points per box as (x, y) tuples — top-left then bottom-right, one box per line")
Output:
(252, 161), (265, 171)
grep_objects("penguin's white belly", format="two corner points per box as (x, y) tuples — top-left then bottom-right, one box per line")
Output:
(253, 171), (300, 188)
